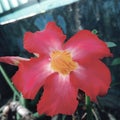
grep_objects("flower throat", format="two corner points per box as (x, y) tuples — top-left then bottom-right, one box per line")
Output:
(50, 50), (77, 75)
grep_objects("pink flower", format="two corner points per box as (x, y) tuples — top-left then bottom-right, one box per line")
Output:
(0, 22), (112, 116)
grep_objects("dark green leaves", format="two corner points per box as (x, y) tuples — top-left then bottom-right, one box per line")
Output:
(111, 58), (120, 65)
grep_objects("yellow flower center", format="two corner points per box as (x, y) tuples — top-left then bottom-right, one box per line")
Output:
(50, 50), (77, 75)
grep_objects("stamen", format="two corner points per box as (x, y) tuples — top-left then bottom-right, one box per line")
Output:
(50, 50), (77, 75)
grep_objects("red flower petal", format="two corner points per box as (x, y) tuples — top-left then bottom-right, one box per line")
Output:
(64, 30), (112, 62)
(70, 60), (111, 101)
(0, 56), (29, 66)
(12, 57), (52, 99)
(37, 73), (78, 116)
(24, 22), (66, 56)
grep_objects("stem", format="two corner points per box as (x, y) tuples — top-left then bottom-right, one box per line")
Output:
(62, 115), (66, 120)
(33, 112), (44, 118)
(85, 95), (93, 120)
(0, 65), (20, 98)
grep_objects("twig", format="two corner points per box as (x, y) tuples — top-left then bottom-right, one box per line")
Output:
(0, 101), (35, 120)
(10, 101), (34, 119)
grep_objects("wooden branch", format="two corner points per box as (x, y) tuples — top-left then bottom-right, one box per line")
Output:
(1, 101), (36, 120)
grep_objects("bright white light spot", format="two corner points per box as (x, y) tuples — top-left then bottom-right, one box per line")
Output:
(0, 4), (3, 13)
(1, 0), (10, 11)
(19, 0), (28, 4)
(17, 13), (37, 20)
(0, 19), (16, 25)
(0, 13), (37, 25)
(10, 0), (19, 8)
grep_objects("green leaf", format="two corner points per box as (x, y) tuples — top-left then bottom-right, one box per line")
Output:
(111, 58), (120, 65)
(105, 42), (117, 48)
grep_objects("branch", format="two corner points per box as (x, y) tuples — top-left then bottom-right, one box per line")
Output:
(1, 101), (35, 120)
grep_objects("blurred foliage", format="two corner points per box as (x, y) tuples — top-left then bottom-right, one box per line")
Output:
(111, 57), (120, 65)
(105, 42), (117, 48)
